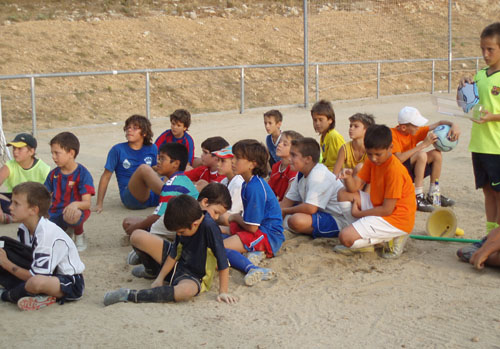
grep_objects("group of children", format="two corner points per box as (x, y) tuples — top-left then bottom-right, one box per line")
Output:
(0, 21), (499, 311)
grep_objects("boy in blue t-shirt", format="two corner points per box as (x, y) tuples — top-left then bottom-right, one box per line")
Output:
(264, 109), (283, 168)
(45, 132), (95, 252)
(95, 115), (158, 212)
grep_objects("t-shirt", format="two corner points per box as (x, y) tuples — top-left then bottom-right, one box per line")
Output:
(154, 129), (195, 165)
(357, 154), (416, 233)
(17, 217), (85, 276)
(268, 161), (297, 201)
(221, 175), (244, 215)
(185, 166), (225, 183)
(104, 142), (157, 199)
(469, 68), (500, 154)
(44, 164), (95, 218)
(241, 175), (284, 255)
(321, 128), (345, 172)
(342, 142), (367, 169)
(266, 133), (281, 167)
(391, 126), (429, 154)
(169, 212), (229, 292)
(285, 163), (344, 216)
(4, 158), (50, 193)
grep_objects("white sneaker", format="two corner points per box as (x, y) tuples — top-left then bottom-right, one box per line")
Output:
(75, 234), (87, 252)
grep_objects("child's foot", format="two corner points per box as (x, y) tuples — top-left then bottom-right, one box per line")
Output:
(104, 288), (131, 306)
(426, 193), (455, 207)
(456, 237), (486, 263)
(416, 194), (434, 212)
(75, 234), (87, 252)
(333, 244), (375, 256)
(244, 267), (275, 286)
(381, 235), (409, 259)
(17, 295), (57, 311)
(131, 265), (156, 279)
(126, 250), (141, 265)
(246, 251), (265, 266)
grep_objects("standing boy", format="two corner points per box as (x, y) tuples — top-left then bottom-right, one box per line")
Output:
(281, 137), (347, 238)
(264, 109), (283, 168)
(335, 125), (416, 259)
(95, 115), (158, 212)
(0, 182), (85, 311)
(45, 132), (95, 252)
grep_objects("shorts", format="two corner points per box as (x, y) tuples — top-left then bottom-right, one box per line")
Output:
(121, 187), (159, 210)
(352, 216), (406, 244)
(50, 209), (90, 235)
(57, 274), (85, 301)
(311, 211), (340, 239)
(472, 152), (500, 191)
(403, 159), (432, 182)
(229, 222), (273, 258)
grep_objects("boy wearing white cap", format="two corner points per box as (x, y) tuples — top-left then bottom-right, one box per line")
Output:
(391, 106), (460, 212)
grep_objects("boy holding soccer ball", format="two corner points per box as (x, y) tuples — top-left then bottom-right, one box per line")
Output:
(457, 22), (500, 267)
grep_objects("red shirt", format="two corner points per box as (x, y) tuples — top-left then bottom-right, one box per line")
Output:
(185, 166), (225, 183)
(268, 161), (297, 201)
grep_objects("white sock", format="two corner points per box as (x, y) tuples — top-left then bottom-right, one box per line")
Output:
(415, 186), (423, 196)
(351, 239), (372, 249)
(339, 201), (356, 224)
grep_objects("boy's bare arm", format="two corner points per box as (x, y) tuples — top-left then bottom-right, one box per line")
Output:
(351, 198), (397, 218)
(216, 267), (237, 304)
(428, 120), (460, 140)
(282, 202), (318, 216)
(332, 146), (346, 177)
(125, 214), (160, 235)
(0, 249), (32, 281)
(228, 214), (258, 233)
(94, 169), (113, 213)
(470, 228), (500, 270)
(394, 133), (437, 163)
(151, 255), (176, 288)
(339, 168), (364, 192)
(0, 165), (10, 187)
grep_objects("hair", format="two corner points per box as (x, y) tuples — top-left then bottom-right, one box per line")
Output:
(481, 22), (500, 44)
(263, 109), (283, 123)
(281, 130), (303, 142)
(348, 113), (376, 129)
(201, 136), (229, 153)
(50, 132), (80, 158)
(364, 124), (393, 150)
(163, 194), (203, 231)
(12, 182), (51, 218)
(232, 139), (269, 177)
(311, 99), (335, 130)
(123, 114), (153, 146)
(291, 137), (320, 163)
(170, 109), (191, 130)
(159, 142), (188, 171)
(198, 182), (232, 210)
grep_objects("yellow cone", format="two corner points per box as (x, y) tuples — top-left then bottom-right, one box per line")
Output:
(426, 207), (458, 238)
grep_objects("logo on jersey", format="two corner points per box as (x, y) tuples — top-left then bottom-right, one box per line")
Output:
(68, 181), (75, 187)
(33, 252), (51, 271)
(122, 159), (131, 169)
(144, 156), (153, 165)
(492, 86), (500, 96)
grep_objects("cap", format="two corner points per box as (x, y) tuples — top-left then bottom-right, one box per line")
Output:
(398, 106), (428, 127)
(212, 146), (233, 159)
(7, 133), (37, 148)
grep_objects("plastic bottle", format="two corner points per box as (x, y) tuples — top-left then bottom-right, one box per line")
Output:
(431, 179), (441, 207)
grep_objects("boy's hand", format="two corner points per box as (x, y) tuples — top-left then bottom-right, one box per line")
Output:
(93, 204), (103, 214)
(469, 248), (488, 270)
(63, 203), (81, 222)
(0, 248), (8, 266)
(447, 123), (460, 141)
(422, 132), (437, 148)
(338, 168), (353, 180)
(351, 200), (362, 218)
(151, 277), (164, 288)
(472, 108), (493, 124)
(217, 293), (237, 304)
(458, 77), (474, 88)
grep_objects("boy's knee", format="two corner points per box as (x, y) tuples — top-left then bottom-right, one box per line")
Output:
(129, 229), (147, 247)
(288, 214), (308, 232)
(413, 151), (427, 163)
(339, 228), (354, 247)
(63, 210), (83, 226)
(25, 276), (45, 294)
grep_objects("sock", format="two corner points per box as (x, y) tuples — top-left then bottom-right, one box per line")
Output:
(225, 249), (256, 274)
(4, 283), (30, 303)
(486, 221), (500, 234)
(339, 201), (356, 224)
(350, 239), (372, 249)
(128, 286), (175, 303)
(415, 187), (423, 196)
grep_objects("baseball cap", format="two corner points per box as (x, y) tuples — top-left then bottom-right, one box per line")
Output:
(212, 146), (233, 159)
(7, 133), (37, 149)
(398, 106), (428, 127)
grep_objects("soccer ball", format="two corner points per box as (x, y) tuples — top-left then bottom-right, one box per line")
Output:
(457, 82), (479, 113)
(433, 125), (458, 152)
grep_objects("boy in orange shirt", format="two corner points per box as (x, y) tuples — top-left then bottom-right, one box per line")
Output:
(391, 106), (460, 212)
(334, 124), (416, 259)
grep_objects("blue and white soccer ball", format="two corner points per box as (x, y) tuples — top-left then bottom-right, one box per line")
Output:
(433, 125), (458, 152)
(457, 82), (479, 113)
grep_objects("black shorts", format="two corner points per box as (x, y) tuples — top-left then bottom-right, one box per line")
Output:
(472, 152), (500, 191)
(57, 274), (84, 301)
(403, 159), (432, 182)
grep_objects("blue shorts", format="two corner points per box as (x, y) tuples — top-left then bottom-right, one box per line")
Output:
(472, 152), (500, 191)
(121, 187), (159, 210)
(311, 211), (340, 239)
(57, 274), (85, 301)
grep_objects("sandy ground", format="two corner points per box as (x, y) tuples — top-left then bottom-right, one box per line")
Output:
(1, 94), (500, 348)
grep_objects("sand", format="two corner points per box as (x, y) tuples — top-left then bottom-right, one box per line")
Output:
(1, 94), (499, 348)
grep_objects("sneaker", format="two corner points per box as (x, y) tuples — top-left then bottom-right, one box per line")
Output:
(75, 234), (87, 252)
(246, 251), (265, 266)
(244, 267), (275, 286)
(17, 295), (57, 311)
(131, 265), (156, 279)
(381, 235), (409, 259)
(456, 237), (486, 263)
(333, 244), (375, 256)
(417, 194), (434, 212)
(66, 227), (75, 240)
(126, 250), (141, 265)
(104, 288), (131, 306)
(0, 288), (6, 299)
(426, 193), (455, 207)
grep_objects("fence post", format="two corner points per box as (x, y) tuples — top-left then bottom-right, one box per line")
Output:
(376, 62), (381, 99)
(30, 76), (37, 136)
(315, 64), (319, 102)
(431, 60), (435, 94)
(303, 0), (309, 108)
(240, 68), (245, 114)
(447, 0), (452, 93)
(145, 71), (150, 119)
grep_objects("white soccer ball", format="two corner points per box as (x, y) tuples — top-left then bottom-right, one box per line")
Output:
(457, 82), (479, 113)
(433, 125), (458, 152)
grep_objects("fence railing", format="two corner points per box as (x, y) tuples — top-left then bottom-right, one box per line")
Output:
(0, 56), (481, 136)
